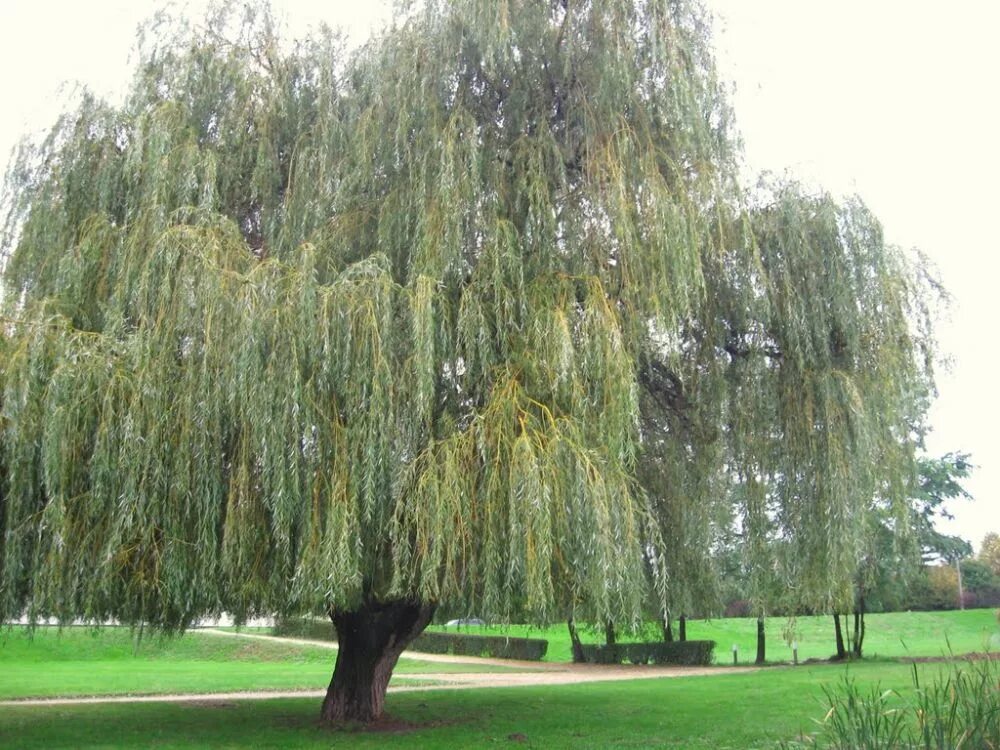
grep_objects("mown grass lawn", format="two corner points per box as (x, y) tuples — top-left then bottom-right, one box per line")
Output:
(0, 659), (963, 749)
(1, 610), (995, 748)
(426, 608), (1000, 664)
(0, 627), (518, 699)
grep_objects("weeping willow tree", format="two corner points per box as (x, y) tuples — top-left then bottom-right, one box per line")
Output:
(720, 184), (936, 662)
(0, 0), (936, 723)
(636, 178), (937, 648)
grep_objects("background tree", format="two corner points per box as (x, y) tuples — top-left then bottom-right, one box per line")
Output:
(909, 453), (974, 611)
(0, 0), (938, 724)
(958, 559), (1000, 608)
(926, 566), (963, 609)
(980, 533), (1000, 577)
(726, 476), (783, 664)
(835, 453), (973, 653)
(913, 453), (974, 563)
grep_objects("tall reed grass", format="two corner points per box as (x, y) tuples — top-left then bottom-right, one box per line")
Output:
(783, 657), (999, 749)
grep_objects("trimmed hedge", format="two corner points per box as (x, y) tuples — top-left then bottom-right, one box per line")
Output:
(273, 618), (334, 641)
(579, 640), (716, 666)
(272, 617), (548, 661)
(411, 631), (548, 661)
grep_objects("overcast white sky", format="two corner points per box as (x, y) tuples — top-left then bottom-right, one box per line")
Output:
(0, 1), (995, 548)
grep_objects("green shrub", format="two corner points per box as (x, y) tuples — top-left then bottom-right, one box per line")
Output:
(579, 641), (716, 666)
(272, 617), (334, 641)
(410, 632), (548, 661)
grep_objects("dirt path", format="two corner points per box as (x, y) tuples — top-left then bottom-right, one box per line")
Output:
(0, 666), (748, 707)
(0, 630), (755, 707)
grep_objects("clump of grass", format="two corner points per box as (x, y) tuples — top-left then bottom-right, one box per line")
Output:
(909, 659), (999, 749)
(813, 679), (907, 748)
(784, 657), (999, 749)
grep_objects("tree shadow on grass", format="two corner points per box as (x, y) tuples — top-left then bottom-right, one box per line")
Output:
(0, 696), (480, 749)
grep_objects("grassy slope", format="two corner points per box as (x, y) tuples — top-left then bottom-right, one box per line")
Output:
(0, 627), (517, 699)
(0, 660), (961, 749)
(425, 608), (1000, 663)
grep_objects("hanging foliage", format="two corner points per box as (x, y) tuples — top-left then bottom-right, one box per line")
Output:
(0, 0), (937, 723)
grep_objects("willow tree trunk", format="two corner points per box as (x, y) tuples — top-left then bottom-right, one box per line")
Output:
(320, 599), (436, 724)
(662, 612), (674, 643)
(679, 615), (687, 642)
(755, 616), (766, 665)
(833, 614), (847, 660)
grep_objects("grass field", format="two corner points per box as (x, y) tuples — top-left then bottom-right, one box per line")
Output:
(0, 659), (967, 749)
(1, 610), (995, 748)
(0, 627), (518, 700)
(426, 608), (1000, 663)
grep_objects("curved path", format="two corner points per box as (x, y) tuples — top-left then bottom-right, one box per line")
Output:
(0, 629), (756, 707)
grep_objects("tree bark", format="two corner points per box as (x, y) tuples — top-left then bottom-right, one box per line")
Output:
(852, 596), (866, 658)
(568, 618), (585, 663)
(604, 619), (617, 646)
(755, 616), (766, 665)
(833, 613), (847, 660)
(956, 558), (965, 610)
(662, 612), (674, 643)
(679, 614), (687, 642)
(320, 598), (436, 724)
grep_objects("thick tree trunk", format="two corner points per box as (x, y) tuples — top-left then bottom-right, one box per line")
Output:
(833, 613), (847, 660)
(678, 614), (687, 642)
(568, 618), (585, 663)
(320, 598), (436, 724)
(662, 612), (674, 643)
(755, 616), (766, 665)
(604, 619), (617, 646)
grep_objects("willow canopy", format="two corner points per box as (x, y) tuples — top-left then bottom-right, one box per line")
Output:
(0, 0), (935, 723)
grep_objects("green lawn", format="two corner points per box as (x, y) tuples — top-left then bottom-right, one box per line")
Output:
(0, 627), (518, 699)
(426, 608), (1000, 663)
(0, 659), (965, 749)
(8, 609), (983, 701)
(2, 613), (995, 747)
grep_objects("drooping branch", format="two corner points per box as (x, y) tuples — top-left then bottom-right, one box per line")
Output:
(0, 0), (938, 669)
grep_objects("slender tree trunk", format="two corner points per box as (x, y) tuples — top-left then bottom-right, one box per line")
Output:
(755, 616), (766, 665)
(679, 614), (687, 642)
(956, 558), (965, 610)
(662, 612), (674, 643)
(833, 613), (847, 660)
(320, 598), (436, 724)
(852, 595), (866, 658)
(604, 619), (617, 646)
(568, 618), (585, 663)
